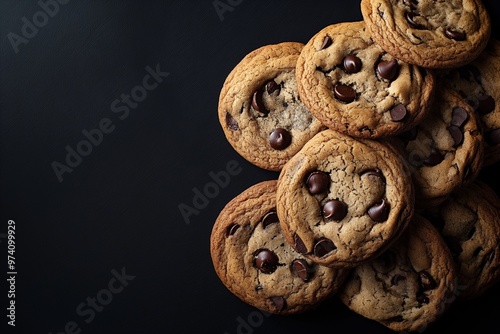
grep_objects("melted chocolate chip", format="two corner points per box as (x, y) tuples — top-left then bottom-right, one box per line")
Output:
(265, 80), (280, 94)
(226, 223), (240, 236)
(269, 128), (292, 150)
(423, 148), (444, 166)
(323, 200), (348, 220)
(334, 84), (356, 103)
(313, 238), (336, 258)
(390, 104), (407, 122)
(344, 55), (362, 74)
(391, 274), (407, 286)
(261, 211), (279, 228)
(418, 270), (437, 290)
(252, 90), (268, 114)
(405, 11), (425, 29)
(448, 125), (464, 147)
(445, 28), (466, 41)
(294, 234), (308, 254)
(292, 259), (312, 282)
(254, 249), (279, 274)
(451, 107), (469, 127)
(225, 112), (239, 130)
(377, 59), (399, 81)
(360, 168), (386, 183)
(306, 171), (330, 195)
(477, 94), (495, 115)
(367, 199), (390, 222)
(320, 35), (332, 50)
(269, 296), (286, 312)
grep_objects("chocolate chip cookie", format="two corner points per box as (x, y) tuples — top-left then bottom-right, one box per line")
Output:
(439, 38), (500, 166)
(218, 42), (325, 171)
(339, 214), (457, 333)
(210, 180), (347, 315)
(276, 129), (414, 269)
(391, 87), (484, 209)
(295, 21), (435, 138)
(423, 180), (500, 301)
(361, 0), (491, 69)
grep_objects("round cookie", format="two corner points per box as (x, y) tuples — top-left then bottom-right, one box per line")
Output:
(360, 0), (491, 69)
(295, 21), (435, 138)
(218, 42), (326, 171)
(423, 180), (500, 300)
(210, 180), (347, 315)
(439, 38), (500, 166)
(339, 214), (457, 333)
(276, 129), (414, 269)
(391, 87), (484, 209)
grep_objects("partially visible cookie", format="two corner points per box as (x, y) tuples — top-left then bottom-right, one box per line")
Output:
(276, 129), (414, 269)
(218, 42), (325, 171)
(391, 87), (484, 208)
(210, 180), (347, 315)
(295, 21), (435, 139)
(339, 214), (457, 333)
(423, 180), (500, 301)
(360, 0), (491, 69)
(439, 38), (500, 166)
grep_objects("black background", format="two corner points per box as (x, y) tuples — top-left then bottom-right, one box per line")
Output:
(1, 1), (499, 333)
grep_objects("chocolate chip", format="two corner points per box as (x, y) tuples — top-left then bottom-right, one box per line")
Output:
(390, 104), (407, 122)
(343, 55), (362, 74)
(377, 59), (399, 81)
(391, 274), (407, 286)
(400, 126), (418, 141)
(265, 80), (280, 94)
(226, 223), (240, 236)
(477, 94), (495, 115)
(367, 199), (390, 222)
(254, 249), (279, 274)
(445, 28), (466, 41)
(417, 292), (430, 304)
(448, 125), (464, 147)
(334, 84), (356, 103)
(405, 11), (425, 29)
(451, 107), (469, 127)
(360, 168), (386, 183)
(252, 90), (268, 114)
(269, 296), (286, 312)
(418, 270), (437, 290)
(306, 171), (330, 195)
(485, 128), (500, 146)
(294, 233), (308, 254)
(292, 259), (312, 282)
(320, 35), (332, 50)
(423, 148), (444, 166)
(225, 112), (239, 130)
(313, 238), (336, 258)
(323, 200), (348, 220)
(261, 210), (279, 228)
(269, 128), (292, 150)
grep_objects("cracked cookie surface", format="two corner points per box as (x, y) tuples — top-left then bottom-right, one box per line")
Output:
(295, 21), (435, 138)
(276, 129), (414, 269)
(361, 0), (491, 69)
(210, 180), (347, 315)
(339, 214), (457, 333)
(218, 42), (325, 171)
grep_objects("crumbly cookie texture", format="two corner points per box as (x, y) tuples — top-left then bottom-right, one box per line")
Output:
(423, 180), (500, 300)
(210, 180), (347, 315)
(439, 38), (500, 166)
(391, 87), (484, 209)
(339, 214), (457, 333)
(295, 21), (435, 139)
(218, 42), (325, 171)
(276, 129), (414, 268)
(360, 0), (491, 69)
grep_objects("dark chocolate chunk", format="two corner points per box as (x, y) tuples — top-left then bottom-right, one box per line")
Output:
(334, 84), (356, 103)
(294, 233), (308, 254)
(252, 90), (268, 114)
(448, 125), (464, 147)
(445, 28), (466, 41)
(360, 168), (386, 183)
(269, 128), (292, 150)
(226, 223), (240, 236)
(418, 270), (437, 290)
(423, 148), (444, 166)
(391, 274), (407, 286)
(323, 200), (348, 221)
(451, 107), (469, 127)
(390, 104), (407, 122)
(225, 111), (239, 130)
(367, 199), (390, 222)
(254, 249), (279, 274)
(261, 210), (279, 228)
(313, 238), (336, 258)
(485, 128), (500, 146)
(377, 59), (399, 81)
(344, 55), (362, 74)
(320, 35), (332, 50)
(292, 259), (312, 282)
(405, 11), (425, 29)
(477, 94), (495, 115)
(306, 171), (330, 195)
(265, 80), (280, 94)
(269, 296), (286, 312)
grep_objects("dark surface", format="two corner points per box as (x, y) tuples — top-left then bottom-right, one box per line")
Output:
(1, 1), (499, 333)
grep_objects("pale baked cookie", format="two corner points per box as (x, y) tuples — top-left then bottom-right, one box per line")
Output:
(439, 38), (500, 166)
(360, 0), (491, 69)
(295, 21), (435, 138)
(276, 129), (414, 269)
(218, 42), (325, 171)
(210, 180), (347, 315)
(339, 214), (457, 333)
(391, 87), (484, 208)
(423, 180), (500, 300)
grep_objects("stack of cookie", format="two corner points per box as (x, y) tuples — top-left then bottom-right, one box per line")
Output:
(211, 0), (500, 332)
